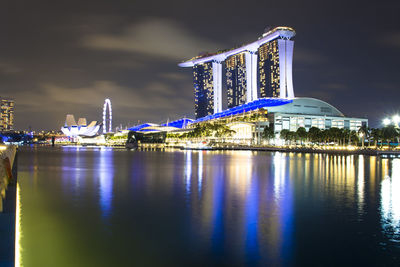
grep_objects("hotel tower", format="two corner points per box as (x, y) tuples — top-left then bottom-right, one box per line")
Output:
(179, 26), (295, 119)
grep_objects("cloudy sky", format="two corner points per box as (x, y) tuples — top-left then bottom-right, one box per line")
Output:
(1, 0), (399, 130)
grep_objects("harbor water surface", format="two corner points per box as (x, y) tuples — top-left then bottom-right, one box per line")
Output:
(17, 146), (400, 266)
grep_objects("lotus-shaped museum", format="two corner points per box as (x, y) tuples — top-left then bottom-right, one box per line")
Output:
(61, 114), (100, 137)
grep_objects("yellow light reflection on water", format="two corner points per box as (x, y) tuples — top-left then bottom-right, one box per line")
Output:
(357, 155), (365, 214)
(381, 159), (400, 233)
(15, 182), (22, 267)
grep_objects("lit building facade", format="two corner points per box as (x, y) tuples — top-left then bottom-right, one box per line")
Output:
(179, 26), (296, 119)
(258, 40), (280, 97)
(226, 53), (247, 108)
(193, 62), (214, 119)
(61, 114), (100, 137)
(179, 27), (368, 145)
(0, 98), (14, 131)
(253, 97), (368, 143)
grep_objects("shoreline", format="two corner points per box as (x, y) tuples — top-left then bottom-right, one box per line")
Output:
(172, 144), (400, 156)
(39, 143), (400, 157)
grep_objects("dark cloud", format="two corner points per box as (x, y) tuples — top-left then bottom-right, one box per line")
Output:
(81, 18), (223, 60)
(382, 32), (400, 47)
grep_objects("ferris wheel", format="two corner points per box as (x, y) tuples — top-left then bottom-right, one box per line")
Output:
(103, 98), (112, 133)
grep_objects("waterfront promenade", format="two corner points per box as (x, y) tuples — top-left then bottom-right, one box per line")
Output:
(0, 146), (17, 267)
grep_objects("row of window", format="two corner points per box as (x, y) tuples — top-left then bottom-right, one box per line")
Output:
(274, 116), (364, 132)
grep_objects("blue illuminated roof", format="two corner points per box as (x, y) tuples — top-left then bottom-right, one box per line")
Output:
(128, 123), (159, 132)
(194, 98), (292, 123)
(161, 118), (194, 128)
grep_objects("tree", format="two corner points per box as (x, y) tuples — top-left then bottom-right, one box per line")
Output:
(296, 127), (307, 145)
(263, 125), (275, 143)
(308, 127), (321, 144)
(370, 128), (382, 147)
(215, 124), (235, 138)
(382, 125), (399, 149)
(349, 130), (359, 146)
(358, 125), (370, 147)
(342, 128), (351, 146)
(288, 131), (298, 145)
(280, 129), (290, 144)
(326, 127), (343, 145)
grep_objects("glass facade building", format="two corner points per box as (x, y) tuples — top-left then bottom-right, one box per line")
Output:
(258, 40), (281, 98)
(0, 98), (14, 131)
(193, 63), (214, 119)
(226, 53), (247, 108)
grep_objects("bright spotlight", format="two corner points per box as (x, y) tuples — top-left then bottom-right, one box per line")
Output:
(383, 118), (391, 126)
(392, 115), (400, 124)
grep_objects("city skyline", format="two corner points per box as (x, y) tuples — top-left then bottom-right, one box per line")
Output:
(0, 1), (399, 130)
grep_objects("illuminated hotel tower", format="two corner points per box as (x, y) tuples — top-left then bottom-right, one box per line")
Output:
(193, 62), (214, 118)
(258, 37), (294, 98)
(179, 26), (295, 118)
(226, 53), (247, 108)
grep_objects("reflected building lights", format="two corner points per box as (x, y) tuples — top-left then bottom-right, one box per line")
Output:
(244, 168), (259, 258)
(198, 151), (203, 194)
(185, 151), (192, 194)
(274, 152), (286, 198)
(357, 155), (365, 215)
(99, 149), (114, 218)
(271, 152), (294, 262)
(15, 182), (22, 267)
(381, 159), (400, 237)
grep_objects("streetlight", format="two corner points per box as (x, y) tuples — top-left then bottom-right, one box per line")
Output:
(383, 118), (391, 126)
(392, 115), (400, 127)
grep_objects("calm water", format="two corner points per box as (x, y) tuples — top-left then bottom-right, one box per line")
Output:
(17, 146), (400, 266)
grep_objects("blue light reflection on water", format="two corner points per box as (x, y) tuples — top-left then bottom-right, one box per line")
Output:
(211, 163), (225, 255)
(198, 151), (203, 195)
(98, 148), (114, 218)
(180, 151), (295, 264)
(184, 151), (191, 194)
(244, 157), (259, 263)
(61, 147), (87, 198)
(273, 152), (294, 264)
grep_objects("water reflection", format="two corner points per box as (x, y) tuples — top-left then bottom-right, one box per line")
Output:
(61, 148), (87, 198)
(198, 151), (203, 194)
(180, 151), (295, 264)
(273, 152), (286, 199)
(184, 151), (191, 194)
(381, 159), (400, 239)
(357, 155), (365, 215)
(98, 148), (114, 218)
(17, 147), (400, 266)
(271, 153), (293, 264)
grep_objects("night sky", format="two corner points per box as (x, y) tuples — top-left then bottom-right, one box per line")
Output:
(1, 0), (399, 130)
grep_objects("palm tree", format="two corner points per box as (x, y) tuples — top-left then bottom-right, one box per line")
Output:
(370, 128), (382, 148)
(358, 125), (370, 147)
(349, 130), (359, 146)
(328, 127), (343, 145)
(263, 125), (275, 144)
(382, 125), (399, 149)
(296, 127), (307, 145)
(280, 129), (290, 145)
(342, 128), (351, 146)
(308, 127), (321, 144)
